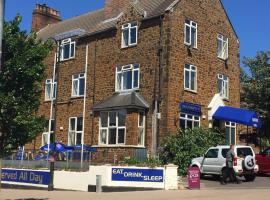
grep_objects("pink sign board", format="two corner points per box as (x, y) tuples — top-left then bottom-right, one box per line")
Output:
(188, 166), (200, 189)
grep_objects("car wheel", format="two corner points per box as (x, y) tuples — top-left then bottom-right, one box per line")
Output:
(244, 174), (256, 182)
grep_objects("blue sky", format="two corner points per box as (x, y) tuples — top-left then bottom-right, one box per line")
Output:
(5, 0), (270, 67)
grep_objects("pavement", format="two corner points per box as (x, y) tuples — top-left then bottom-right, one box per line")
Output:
(1, 174), (270, 200)
(1, 188), (270, 200)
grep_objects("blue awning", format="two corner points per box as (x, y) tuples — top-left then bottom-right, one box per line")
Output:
(213, 106), (262, 128)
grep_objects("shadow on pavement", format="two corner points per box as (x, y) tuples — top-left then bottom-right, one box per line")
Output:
(4, 199), (49, 200)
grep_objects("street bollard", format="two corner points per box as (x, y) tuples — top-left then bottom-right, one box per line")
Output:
(96, 175), (102, 193)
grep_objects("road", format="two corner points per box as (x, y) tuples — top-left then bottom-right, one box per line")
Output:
(198, 173), (270, 189)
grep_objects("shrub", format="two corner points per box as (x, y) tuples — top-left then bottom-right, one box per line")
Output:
(159, 127), (225, 176)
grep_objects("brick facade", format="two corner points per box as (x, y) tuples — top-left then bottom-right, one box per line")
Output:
(27, 0), (240, 163)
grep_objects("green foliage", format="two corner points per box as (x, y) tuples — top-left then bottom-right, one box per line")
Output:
(122, 157), (162, 168)
(261, 137), (270, 148)
(241, 51), (270, 136)
(0, 16), (53, 157)
(159, 128), (225, 176)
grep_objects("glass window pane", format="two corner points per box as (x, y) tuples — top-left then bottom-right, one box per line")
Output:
(139, 112), (144, 127)
(118, 129), (125, 144)
(123, 70), (132, 90)
(79, 77), (85, 95)
(109, 128), (117, 144)
(180, 119), (186, 129)
(77, 117), (83, 131)
(185, 25), (190, 44)
(70, 43), (75, 57)
(218, 79), (222, 94)
(69, 131), (75, 145)
(117, 72), (122, 91)
(50, 120), (55, 132)
(70, 118), (76, 131)
(191, 71), (196, 90)
(100, 112), (108, 127)
(185, 70), (190, 89)
(46, 84), (51, 99)
(225, 127), (230, 145)
(138, 128), (144, 145)
(63, 44), (70, 59)
(130, 27), (137, 44)
(118, 110), (126, 127)
(53, 82), (57, 98)
(122, 29), (129, 47)
(231, 128), (236, 145)
(100, 129), (107, 144)
(76, 133), (82, 145)
(43, 133), (48, 145)
(217, 39), (223, 57)
(109, 112), (117, 127)
(73, 79), (78, 96)
(133, 70), (139, 88)
(194, 121), (199, 128)
(191, 27), (196, 47)
(187, 120), (193, 129)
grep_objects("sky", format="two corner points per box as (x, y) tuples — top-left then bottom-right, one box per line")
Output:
(5, 0), (270, 68)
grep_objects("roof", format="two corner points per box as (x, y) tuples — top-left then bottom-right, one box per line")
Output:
(93, 92), (150, 111)
(37, 0), (177, 41)
(213, 106), (262, 128)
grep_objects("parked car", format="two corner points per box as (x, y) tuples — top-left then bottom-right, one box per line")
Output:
(191, 145), (259, 182)
(256, 147), (270, 174)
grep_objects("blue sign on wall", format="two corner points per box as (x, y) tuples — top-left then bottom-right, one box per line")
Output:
(180, 102), (202, 115)
(1, 169), (50, 185)
(112, 168), (164, 182)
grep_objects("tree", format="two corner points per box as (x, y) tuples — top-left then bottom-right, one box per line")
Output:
(241, 51), (270, 137)
(159, 128), (225, 175)
(0, 16), (52, 158)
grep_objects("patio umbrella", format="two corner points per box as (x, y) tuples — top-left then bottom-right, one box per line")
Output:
(40, 142), (67, 152)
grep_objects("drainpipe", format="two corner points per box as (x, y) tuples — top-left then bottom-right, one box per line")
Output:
(91, 40), (97, 145)
(152, 15), (165, 158)
(81, 44), (89, 169)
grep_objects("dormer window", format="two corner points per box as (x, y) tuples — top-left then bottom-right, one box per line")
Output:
(60, 38), (75, 61)
(121, 22), (138, 48)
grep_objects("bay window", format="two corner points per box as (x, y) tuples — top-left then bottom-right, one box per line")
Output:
(99, 110), (126, 145)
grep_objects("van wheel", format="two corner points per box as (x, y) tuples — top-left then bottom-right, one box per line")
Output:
(244, 174), (256, 182)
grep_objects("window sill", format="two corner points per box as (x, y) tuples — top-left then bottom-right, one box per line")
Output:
(115, 89), (139, 94)
(93, 145), (146, 148)
(121, 44), (137, 49)
(70, 96), (85, 99)
(184, 43), (198, 50)
(44, 99), (54, 103)
(60, 57), (75, 62)
(217, 56), (228, 62)
(184, 89), (198, 94)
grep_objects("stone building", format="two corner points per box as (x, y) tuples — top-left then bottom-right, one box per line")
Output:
(27, 0), (254, 162)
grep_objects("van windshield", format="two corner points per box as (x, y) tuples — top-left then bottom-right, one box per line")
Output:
(237, 148), (253, 158)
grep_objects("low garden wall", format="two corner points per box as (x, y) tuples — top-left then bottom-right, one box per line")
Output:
(2, 164), (178, 192)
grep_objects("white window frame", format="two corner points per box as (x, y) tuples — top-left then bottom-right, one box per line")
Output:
(225, 121), (236, 145)
(184, 64), (197, 92)
(99, 111), (126, 146)
(121, 22), (138, 48)
(138, 112), (145, 147)
(68, 117), (83, 146)
(72, 73), (85, 97)
(60, 38), (75, 61)
(180, 113), (200, 129)
(184, 19), (197, 48)
(42, 119), (54, 146)
(217, 34), (229, 60)
(218, 74), (229, 99)
(115, 64), (140, 92)
(45, 79), (57, 101)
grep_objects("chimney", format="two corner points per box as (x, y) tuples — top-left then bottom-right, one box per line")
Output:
(32, 4), (62, 32)
(104, 0), (131, 19)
